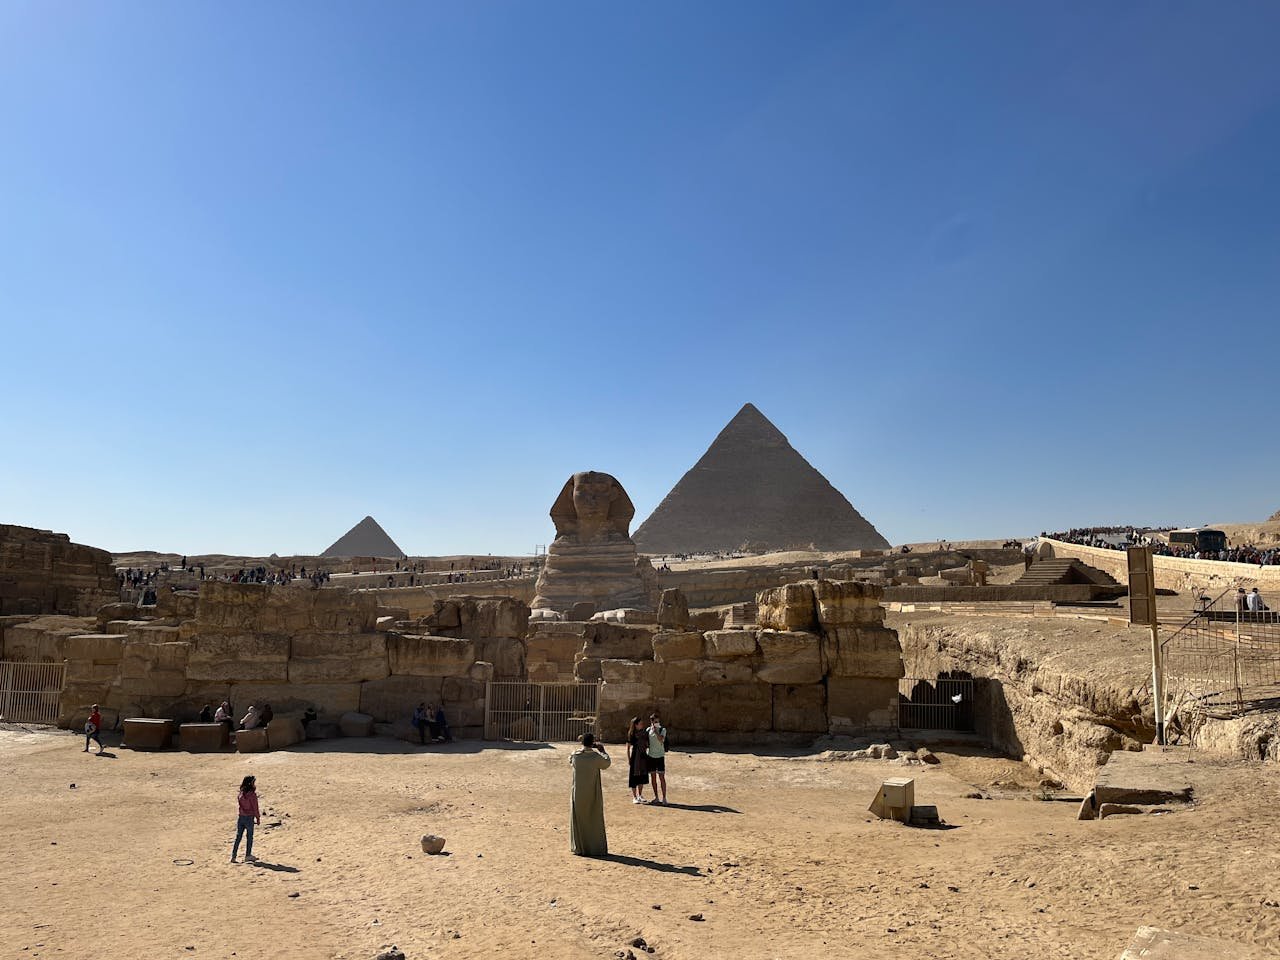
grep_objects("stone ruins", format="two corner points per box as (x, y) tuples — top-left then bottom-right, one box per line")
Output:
(531, 471), (659, 616)
(634, 402), (890, 554)
(0, 524), (116, 616)
(322, 515), (405, 558)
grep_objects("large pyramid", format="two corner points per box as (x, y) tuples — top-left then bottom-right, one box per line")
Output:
(634, 403), (890, 555)
(321, 516), (405, 558)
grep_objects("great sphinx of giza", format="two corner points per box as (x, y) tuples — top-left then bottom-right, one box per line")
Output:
(532, 471), (659, 615)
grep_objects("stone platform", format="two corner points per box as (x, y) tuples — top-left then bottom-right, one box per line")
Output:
(122, 718), (175, 750)
(1094, 749), (1195, 806)
(179, 723), (230, 752)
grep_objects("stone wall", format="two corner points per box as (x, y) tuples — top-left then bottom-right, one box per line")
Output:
(52, 583), (530, 740)
(536, 579), (905, 745)
(1040, 538), (1280, 596)
(0, 525), (117, 616)
(357, 577), (537, 617)
(894, 614), (1154, 791)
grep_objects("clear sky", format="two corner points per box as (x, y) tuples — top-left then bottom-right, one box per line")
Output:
(3, 2), (1279, 556)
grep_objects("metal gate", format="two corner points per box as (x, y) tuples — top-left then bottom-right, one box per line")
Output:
(0, 661), (65, 725)
(484, 681), (599, 742)
(897, 675), (975, 732)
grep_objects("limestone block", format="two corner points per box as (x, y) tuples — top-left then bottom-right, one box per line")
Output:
(121, 640), (192, 678)
(476, 637), (525, 679)
(599, 679), (655, 709)
(359, 676), (444, 723)
(813, 579), (884, 627)
(697, 682), (773, 733)
(527, 661), (566, 682)
(119, 671), (188, 698)
(386, 634), (476, 677)
(442, 676), (485, 702)
(187, 632), (290, 683)
(125, 622), (183, 645)
(122, 717), (175, 750)
(689, 610), (725, 632)
(339, 711), (376, 737)
(180, 722), (230, 752)
(772, 683), (828, 733)
(228, 681), (362, 719)
(756, 582), (818, 632)
(574, 658), (603, 682)
(468, 661), (495, 683)
(306, 721), (340, 740)
(580, 622), (656, 661)
(267, 716), (306, 749)
(434, 599), (462, 628)
(697, 660), (754, 685)
(656, 588), (690, 629)
(526, 631), (585, 668)
(599, 659), (659, 684)
(659, 658), (702, 687)
(64, 633), (125, 663)
(236, 727), (270, 752)
(65, 660), (122, 684)
(95, 601), (139, 629)
(828, 677), (898, 730)
(756, 630), (823, 685)
(823, 626), (904, 680)
(653, 630), (704, 662)
(705, 629), (759, 659)
(431, 597), (530, 640)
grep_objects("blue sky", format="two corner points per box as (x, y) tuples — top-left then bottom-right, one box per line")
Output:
(3, 2), (1279, 556)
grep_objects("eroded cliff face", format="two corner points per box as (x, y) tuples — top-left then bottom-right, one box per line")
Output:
(0, 524), (117, 616)
(892, 613), (1155, 791)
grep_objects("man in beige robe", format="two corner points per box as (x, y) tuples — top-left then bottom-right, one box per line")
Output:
(569, 733), (611, 857)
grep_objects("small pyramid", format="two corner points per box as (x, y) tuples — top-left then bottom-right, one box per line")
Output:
(634, 403), (889, 554)
(321, 516), (405, 558)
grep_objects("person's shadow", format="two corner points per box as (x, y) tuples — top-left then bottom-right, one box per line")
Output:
(651, 802), (739, 814)
(93, 751), (118, 759)
(249, 860), (301, 873)
(600, 854), (702, 876)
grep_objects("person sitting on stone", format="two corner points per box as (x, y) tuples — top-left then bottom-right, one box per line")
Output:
(198, 703), (214, 723)
(215, 700), (233, 728)
(239, 703), (262, 730)
(259, 703), (274, 726)
(412, 702), (430, 744)
(302, 706), (317, 730)
(433, 704), (451, 742)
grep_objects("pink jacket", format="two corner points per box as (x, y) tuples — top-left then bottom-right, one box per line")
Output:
(238, 791), (259, 818)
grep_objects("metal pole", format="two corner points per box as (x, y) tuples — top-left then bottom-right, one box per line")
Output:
(1150, 620), (1165, 746)
(537, 684), (545, 742)
(483, 681), (492, 740)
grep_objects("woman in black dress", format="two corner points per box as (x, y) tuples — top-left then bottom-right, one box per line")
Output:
(625, 716), (649, 804)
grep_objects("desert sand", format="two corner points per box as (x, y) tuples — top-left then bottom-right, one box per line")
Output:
(3, 727), (1279, 960)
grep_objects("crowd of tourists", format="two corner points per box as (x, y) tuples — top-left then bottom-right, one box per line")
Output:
(1046, 527), (1280, 566)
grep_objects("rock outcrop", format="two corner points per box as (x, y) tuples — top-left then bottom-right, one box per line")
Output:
(321, 516), (405, 558)
(633, 403), (890, 554)
(0, 524), (117, 616)
(532, 472), (659, 614)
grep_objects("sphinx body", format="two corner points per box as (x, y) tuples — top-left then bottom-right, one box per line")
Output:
(532, 471), (658, 614)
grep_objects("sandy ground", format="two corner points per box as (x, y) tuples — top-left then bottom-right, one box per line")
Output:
(3, 727), (1279, 960)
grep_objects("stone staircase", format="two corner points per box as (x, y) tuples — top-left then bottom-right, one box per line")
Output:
(1016, 558), (1121, 589)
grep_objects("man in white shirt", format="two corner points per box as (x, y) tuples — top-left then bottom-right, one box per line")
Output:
(646, 712), (668, 805)
(1248, 588), (1270, 613)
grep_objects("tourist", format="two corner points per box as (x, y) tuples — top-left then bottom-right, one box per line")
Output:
(214, 700), (232, 726)
(412, 702), (430, 744)
(197, 703), (213, 723)
(1237, 588), (1249, 614)
(239, 703), (262, 730)
(646, 712), (668, 805)
(1248, 588), (1270, 613)
(259, 703), (274, 726)
(230, 775), (261, 864)
(625, 716), (649, 803)
(83, 704), (103, 754)
(568, 732), (611, 857)
(301, 705), (317, 731)
(434, 704), (452, 742)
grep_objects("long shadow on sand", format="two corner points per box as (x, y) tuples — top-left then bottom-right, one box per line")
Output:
(249, 860), (301, 873)
(650, 801), (739, 814)
(600, 854), (702, 876)
(294, 738), (552, 755)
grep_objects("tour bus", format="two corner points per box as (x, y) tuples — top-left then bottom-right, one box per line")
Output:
(1167, 527), (1227, 554)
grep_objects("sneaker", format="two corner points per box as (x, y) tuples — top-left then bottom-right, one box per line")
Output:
(245, 855), (257, 862)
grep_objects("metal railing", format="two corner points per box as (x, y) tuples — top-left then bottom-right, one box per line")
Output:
(1163, 587), (1280, 719)
(897, 675), (975, 732)
(484, 681), (599, 742)
(0, 661), (65, 725)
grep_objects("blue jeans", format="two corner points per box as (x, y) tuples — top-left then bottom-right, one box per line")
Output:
(232, 815), (255, 859)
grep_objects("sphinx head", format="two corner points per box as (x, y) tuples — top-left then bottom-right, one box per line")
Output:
(549, 471), (635, 541)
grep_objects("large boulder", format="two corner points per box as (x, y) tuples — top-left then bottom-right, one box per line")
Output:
(656, 588), (690, 629)
(757, 582), (818, 631)
(652, 630), (704, 662)
(339, 711), (375, 737)
(756, 630), (823, 685)
(386, 634), (476, 677)
(266, 716), (306, 749)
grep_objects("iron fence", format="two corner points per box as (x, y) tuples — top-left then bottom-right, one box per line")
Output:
(0, 661), (65, 725)
(897, 675), (975, 732)
(1163, 587), (1280, 719)
(485, 681), (599, 742)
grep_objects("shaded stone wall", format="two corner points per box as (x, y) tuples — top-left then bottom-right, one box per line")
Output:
(533, 580), (905, 745)
(53, 583), (530, 740)
(0, 524), (117, 616)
